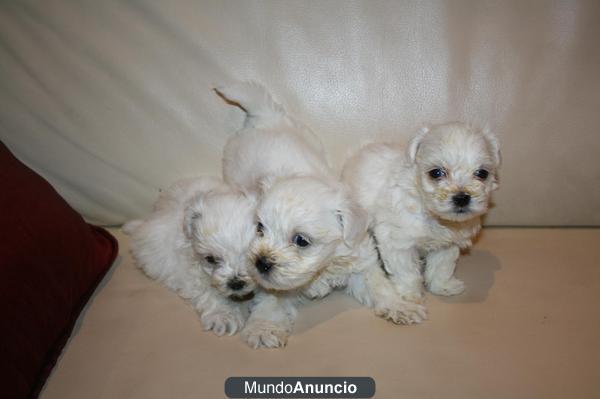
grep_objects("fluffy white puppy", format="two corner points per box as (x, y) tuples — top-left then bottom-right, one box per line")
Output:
(217, 82), (426, 349)
(343, 123), (501, 313)
(123, 177), (257, 336)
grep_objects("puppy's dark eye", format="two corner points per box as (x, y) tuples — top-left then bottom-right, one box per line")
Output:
(428, 168), (446, 179)
(474, 169), (489, 180)
(204, 255), (218, 265)
(256, 222), (264, 237)
(292, 234), (311, 248)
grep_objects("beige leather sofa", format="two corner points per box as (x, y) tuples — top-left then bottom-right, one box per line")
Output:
(1, 1), (599, 398)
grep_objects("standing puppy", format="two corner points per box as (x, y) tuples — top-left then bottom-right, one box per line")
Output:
(343, 123), (501, 311)
(123, 177), (257, 336)
(217, 82), (427, 349)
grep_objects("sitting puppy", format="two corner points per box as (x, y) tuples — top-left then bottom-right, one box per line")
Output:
(217, 82), (426, 349)
(342, 123), (501, 314)
(123, 177), (257, 336)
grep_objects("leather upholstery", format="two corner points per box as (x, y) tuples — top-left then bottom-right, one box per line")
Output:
(1, 1), (598, 225)
(41, 228), (600, 398)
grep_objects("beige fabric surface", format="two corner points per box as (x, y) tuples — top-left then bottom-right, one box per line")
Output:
(1, 1), (599, 226)
(41, 228), (600, 399)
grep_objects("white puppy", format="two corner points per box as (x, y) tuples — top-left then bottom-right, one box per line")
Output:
(217, 82), (426, 349)
(343, 123), (501, 314)
(123, 177), (257, 336)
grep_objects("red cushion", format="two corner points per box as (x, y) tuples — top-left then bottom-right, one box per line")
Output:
(0, 141), (118, 399)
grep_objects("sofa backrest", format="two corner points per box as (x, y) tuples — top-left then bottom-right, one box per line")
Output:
(1, 1), (598, 226)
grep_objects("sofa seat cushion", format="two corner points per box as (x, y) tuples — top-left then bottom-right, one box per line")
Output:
(41, 227), (600, 399)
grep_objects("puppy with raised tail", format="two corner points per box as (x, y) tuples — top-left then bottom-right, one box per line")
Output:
(123, 177), (257, 336)
(217, 82), (427, 349)
(342, 123), (501, 313)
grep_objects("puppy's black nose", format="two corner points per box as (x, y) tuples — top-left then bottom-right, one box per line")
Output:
(255, 256), (274, 274)
(452, 192), (471, 208)
(227, 277), (246, 291)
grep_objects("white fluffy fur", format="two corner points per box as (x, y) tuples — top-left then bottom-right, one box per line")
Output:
(342, 122), (501, 314)
(218, 82), (425, 349)
(123, 177), (258, 336)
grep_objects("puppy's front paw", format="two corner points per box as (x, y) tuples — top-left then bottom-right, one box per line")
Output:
(241, 320), (290, 349)
(303, 281), (333, 300)
(428, 277), (465, 296)
(375, 299), (428, 325)
(200, 308), (245, 336)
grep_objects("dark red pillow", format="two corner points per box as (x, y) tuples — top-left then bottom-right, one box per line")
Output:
(0, 141), (118, 399)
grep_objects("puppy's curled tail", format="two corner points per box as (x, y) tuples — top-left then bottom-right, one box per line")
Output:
(122, 219), (144, 235)
(215, 81), (286, 128)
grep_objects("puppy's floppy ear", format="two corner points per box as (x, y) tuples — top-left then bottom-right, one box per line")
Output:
(335, 190), (370, 248)
(183, 195), (203, 239)
(407, 125), (430, 164)
(481, 126), (502, 168)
